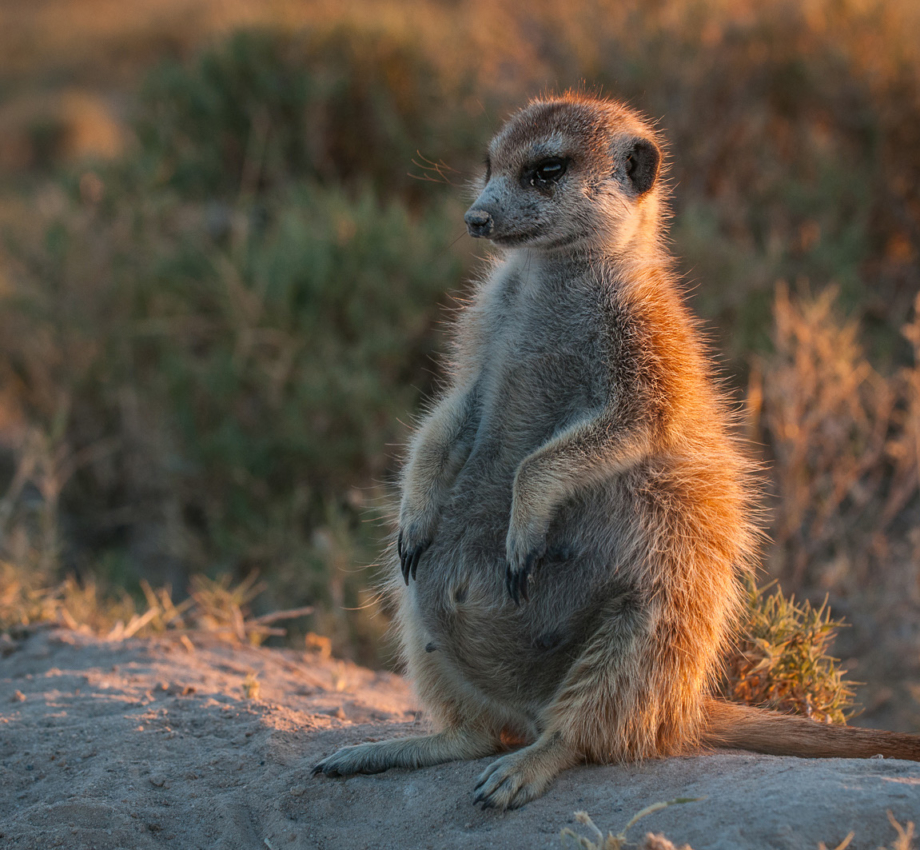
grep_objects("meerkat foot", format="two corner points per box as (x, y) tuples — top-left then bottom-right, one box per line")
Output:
(313, 728), (500, 778)
(473, 733), (576, 810)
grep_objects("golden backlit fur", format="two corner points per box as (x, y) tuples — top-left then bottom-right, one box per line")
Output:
(313, 93), (920, 809)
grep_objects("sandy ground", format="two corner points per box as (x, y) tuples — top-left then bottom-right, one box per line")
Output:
(1, 626), (918, 850)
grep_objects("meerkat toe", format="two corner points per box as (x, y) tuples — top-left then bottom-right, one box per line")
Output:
(504, 562), (520, 605)
(410, 543), (429, 580)
(504, 552), (540, 605)
(401, 555), (411, 585)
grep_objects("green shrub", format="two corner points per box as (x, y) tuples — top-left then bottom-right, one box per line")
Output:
(135, 27), (488, 201)
(0, 177), (467, 661)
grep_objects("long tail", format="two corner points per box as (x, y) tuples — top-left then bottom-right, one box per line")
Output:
(702, 697), (920, 761)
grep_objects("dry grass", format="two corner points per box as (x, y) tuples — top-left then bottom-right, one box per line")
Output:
(720, 579), (855, 724)
(560, 802), (701, 850)
(749, 288), (920, 728)
(0, 562), (312, 646)
(817, 812), (917, 850)
(560, 809), (915, 850)
(753, 287), (920, 588)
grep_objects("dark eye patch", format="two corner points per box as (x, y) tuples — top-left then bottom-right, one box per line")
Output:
(522, 157), (569, 190)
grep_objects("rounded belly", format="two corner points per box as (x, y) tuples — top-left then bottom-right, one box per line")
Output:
(410, 480), (630, 713)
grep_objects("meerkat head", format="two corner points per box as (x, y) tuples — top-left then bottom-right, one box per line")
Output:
(464, 94), (664, 255)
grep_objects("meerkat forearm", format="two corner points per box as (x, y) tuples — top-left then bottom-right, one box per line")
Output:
(504, 410), (655, 601)
(398, 385), (478, 581)
(512, 414), (652, 530)
(402, 389), (477, 510)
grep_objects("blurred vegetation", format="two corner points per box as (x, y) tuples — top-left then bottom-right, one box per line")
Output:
(134, 28), (487, 201)
(0, 0), (918, 723)
(0, 562), (314, 646)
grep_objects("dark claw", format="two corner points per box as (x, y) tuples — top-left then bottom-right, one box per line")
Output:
(311, 763), (325, 777)
(401, 551), (411, 585)
(505, 562), (520, 606)
(404, 550), (415, 584)
(400, 540), (431, 585)
(505, 552), (540, 605)
(410, 545), (424, 581)
(474, 792), (495, 808)
(520, 553), (538, 602)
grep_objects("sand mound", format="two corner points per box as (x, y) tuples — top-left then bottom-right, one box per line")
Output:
(1, 626), (917, 849)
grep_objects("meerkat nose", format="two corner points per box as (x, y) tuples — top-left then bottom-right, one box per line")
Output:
(464, 209), (494, 238)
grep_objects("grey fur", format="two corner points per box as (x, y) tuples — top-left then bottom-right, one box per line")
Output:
(312, 95), (759, 809)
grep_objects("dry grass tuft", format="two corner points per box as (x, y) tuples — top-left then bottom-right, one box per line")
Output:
(560, 800), (701, 850)
(242, 671), (261, 699)
(561, 809), (914, 850)
(818, 812), (916, 850)
(721, 579), (855, 724)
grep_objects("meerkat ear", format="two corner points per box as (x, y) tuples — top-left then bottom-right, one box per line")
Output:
(623, 138), (661, 196)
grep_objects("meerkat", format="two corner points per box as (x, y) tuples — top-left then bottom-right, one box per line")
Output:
(312, 93), (920, 809)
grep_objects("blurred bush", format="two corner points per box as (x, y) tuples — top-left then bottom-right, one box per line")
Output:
(1, 176), (466, 654)
(135, 27), (488, 201)
(1, 2), (920, 693)
(0, 24), (474, 660)
(750, 287), (920, 586)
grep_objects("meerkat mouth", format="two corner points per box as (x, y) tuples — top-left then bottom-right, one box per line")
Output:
(489, 230), (544, 246)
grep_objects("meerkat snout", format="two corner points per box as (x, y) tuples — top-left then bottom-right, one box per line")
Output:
(464, 208), (494, 238)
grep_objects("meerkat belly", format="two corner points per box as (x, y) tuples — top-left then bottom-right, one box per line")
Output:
(411, 347), (625, 711)
(414, 482), (630, 711)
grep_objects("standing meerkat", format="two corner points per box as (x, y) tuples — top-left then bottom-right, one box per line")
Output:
(313, 93), (920, 809)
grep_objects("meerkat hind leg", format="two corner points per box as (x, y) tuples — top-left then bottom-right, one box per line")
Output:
(473, 731), (578, 810)
(312, 725), (502, 778)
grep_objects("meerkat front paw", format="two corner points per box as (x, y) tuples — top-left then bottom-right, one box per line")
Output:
(398, 527), (432, 584)
(504, 523), (547, 605)
(397, 503), (440, 583)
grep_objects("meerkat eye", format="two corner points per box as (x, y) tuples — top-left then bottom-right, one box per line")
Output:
(527, 158), (568, 188)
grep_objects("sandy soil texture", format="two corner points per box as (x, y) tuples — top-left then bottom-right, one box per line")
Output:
(1, 626), (918, 850)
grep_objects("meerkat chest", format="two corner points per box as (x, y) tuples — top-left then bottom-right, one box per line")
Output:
(487, 258), (596, 351)
(474, 258), (607, 440)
